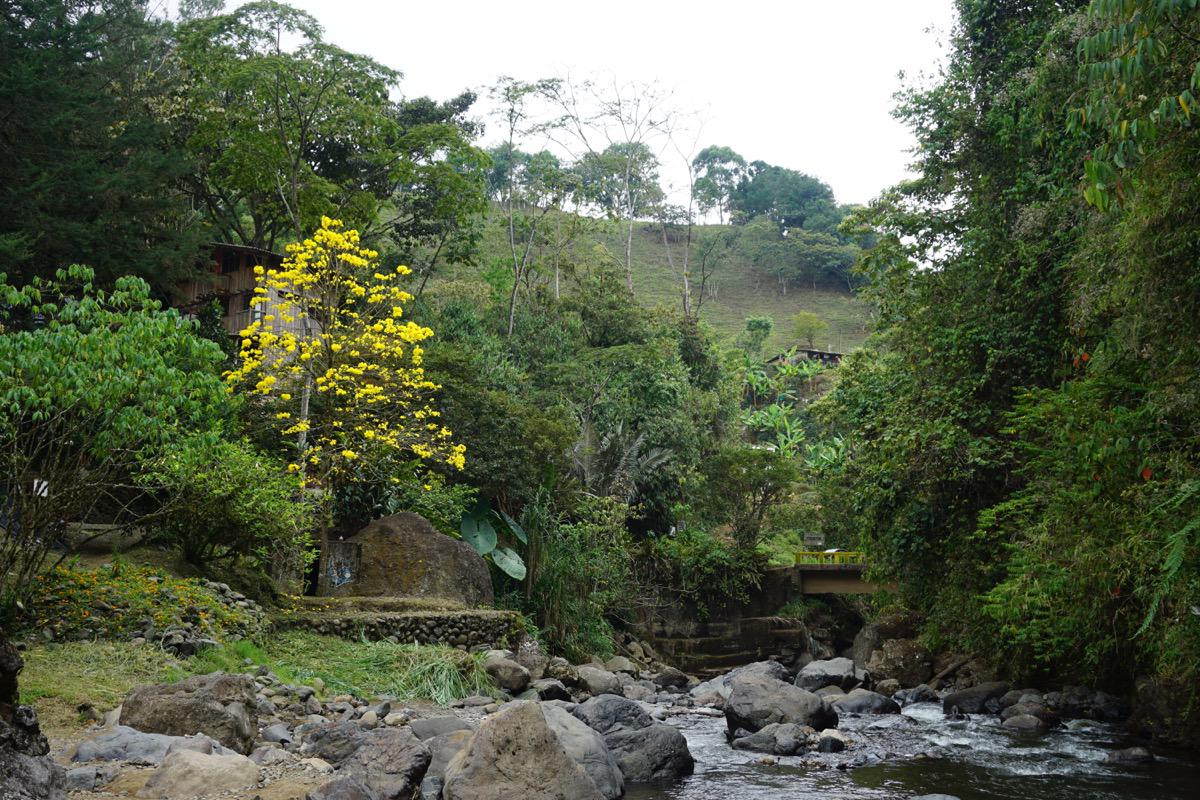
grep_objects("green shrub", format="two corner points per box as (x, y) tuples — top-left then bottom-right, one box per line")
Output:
(139, 433), (315, 568)
(23, 563), (264, 643)
(648, 528), (766, 618)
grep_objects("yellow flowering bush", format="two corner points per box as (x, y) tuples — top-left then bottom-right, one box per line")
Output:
(225, 217), (465, 492)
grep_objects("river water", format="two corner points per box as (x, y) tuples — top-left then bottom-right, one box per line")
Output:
(626, 703), (1200, 800)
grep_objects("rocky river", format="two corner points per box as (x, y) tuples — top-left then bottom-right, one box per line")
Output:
(629, 702), (1200, 800)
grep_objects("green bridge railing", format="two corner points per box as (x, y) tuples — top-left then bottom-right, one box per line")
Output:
(794, 550), (866, 566)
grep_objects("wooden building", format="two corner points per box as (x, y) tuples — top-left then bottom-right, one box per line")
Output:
(178, 243), (305, 338)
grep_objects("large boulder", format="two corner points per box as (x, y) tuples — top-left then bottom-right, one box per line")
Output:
(795, 657), (864, 692)
(866, 639), (933, 688)
(604, 723), (694, 783)
(137, 750), (258, 798)
(441, 701), (604, 800)
(850, 623), (881, 668)
(338, 727), (431, 800)
(0, 633), (67, 800)
(120, 672), (257, 754)
(943, 681), (1010, 715)
(725, 672), (837, 734)
(319, 512), (493, 606)
(419, 730), (472, 800)
(542, 703), (624, 800)
(72, 726), (231, 765)
(832, 688), (901, 715)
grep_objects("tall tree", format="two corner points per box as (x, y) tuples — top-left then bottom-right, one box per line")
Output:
(692, 145), (747, 224)
(0, 0), (205, 290)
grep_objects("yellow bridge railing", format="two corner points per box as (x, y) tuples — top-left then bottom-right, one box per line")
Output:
(794, 551), (866, 566)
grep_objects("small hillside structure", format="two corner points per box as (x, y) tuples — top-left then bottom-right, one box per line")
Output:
(179, 243), (305, 337)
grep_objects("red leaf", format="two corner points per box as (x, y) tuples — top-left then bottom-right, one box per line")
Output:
(1141, 467), (1152, 481)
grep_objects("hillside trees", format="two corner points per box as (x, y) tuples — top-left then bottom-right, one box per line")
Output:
(692, 145), (747, 224)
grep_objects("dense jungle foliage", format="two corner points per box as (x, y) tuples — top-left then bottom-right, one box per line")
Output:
(814, 0), (1200, 742)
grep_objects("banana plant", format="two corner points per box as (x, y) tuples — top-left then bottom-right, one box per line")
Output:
(459, 498), (528, 579)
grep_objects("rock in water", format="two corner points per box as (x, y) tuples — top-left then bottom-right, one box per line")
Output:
(832, 688), (901, 715)
(571, 694), (654, 734)
(604, 722), (694, 783)
(725, 672), (838, 733)
(1105, 746), (1154, 765)
(942, 681), (1010, 715)
(730, 722), (812, 756)
(138, 750), (259, 798)
(0, 632), (67, 800)
(542, 704), (624, 800)
(317, 512), (492, 605)
(576, 665), (621, 695)
(120, 672), (257, 753)
(795, 657), (864, 692)
(441, 701), (604, 800)
(866, 639), (933, 687)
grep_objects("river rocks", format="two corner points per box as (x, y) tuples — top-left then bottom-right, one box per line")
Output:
(832, 688), (901, 715)
(120, 672), (257, 754)
(817, 729), (851, 753)
(1105, 745), (1154, 765)
(484, 655), (531, 693)
(338, 727), (431, 799)
(442, 701), (604, 800)
(851, 623), (881, 668)
(874, 678), (901, 696)
(300, 721), (367, 763)
(138, 750), (259, 798)
(604, 722), (694, 783)
(542, 703), (624, 799)
(942, 681), (1010, 715)
(725, 672), (838, 733)
(545, 657), (583, 688)
(866, 639), (933, 688)
(1043, 685), (1128, 722)
(795, 657), (864, 692)
(605, 656), (639, 674)
(1001, 700), (1059, 728)
(514, 636), (549, 680)
(71, 726), (231, 765)
(577, 665), (622, 695)
(730, 722), (813, 756)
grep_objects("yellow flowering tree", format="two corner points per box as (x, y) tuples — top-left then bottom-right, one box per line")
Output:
(226, 217), (465, 497)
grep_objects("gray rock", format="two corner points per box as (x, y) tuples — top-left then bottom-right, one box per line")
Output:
(138, 750), (259, 798)
(850, 623), (881, 668)
(531, 678), (571, 701)
(571, 694), (654, 734)
(307, 777), (378, 800)
(418, 729), (473, 800)
(874, 678), (901, 697)
(339, 727), (431, 800)
(942, 682), (1010, 715)
(896, 684), (939, 706)
(409, 715), (473, 741)
(832, 688), (901, 715)
(730, 722), (812, 756)
(261, 722), (293, 744)
(1002, 714), (1049, 732)
(689, 661), (791, 706)
(865, 638), (933, 688)
(622, 683), (656, 702)
(795, 657), (863, 692)
(577, 665), (621, 696)
(604, 722), (694, 783)
(725, 672), (838, 734)
(652, 667), (689, 689)
(70, 726), (226, 765)
(1105, 746), (1154, 765)
(120, 672), (258, 754)
(484, 655), (532, 693)
(605, 656), (638, 674)
(250, 745), (294, 766)
(299, 721), (366, 764)
(542, 703), (624, 800)
(441, 702), (604, 800)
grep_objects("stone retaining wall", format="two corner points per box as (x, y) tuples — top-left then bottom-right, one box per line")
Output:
(273, 609), (524, 651)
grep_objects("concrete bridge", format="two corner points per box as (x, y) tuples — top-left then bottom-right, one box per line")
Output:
(791, 551), (891, 594)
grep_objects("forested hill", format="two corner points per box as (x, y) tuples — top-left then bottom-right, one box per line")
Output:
(458, 214), (875, 356)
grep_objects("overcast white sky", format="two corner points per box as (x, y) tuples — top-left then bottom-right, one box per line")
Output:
(224, 0), (957, 206)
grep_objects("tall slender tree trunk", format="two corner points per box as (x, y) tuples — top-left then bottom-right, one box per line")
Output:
(625, 217), (635, 293)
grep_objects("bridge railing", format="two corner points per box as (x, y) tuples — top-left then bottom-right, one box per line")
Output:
(794, 551), (866, 566)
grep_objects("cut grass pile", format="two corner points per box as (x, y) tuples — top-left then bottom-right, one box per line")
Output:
(20, 631), (498, 734)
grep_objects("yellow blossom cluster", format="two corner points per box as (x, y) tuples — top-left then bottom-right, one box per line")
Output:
(225, 217), (466, 484)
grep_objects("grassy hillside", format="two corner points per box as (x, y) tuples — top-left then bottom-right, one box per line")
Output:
(456, 213), (874, 356)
